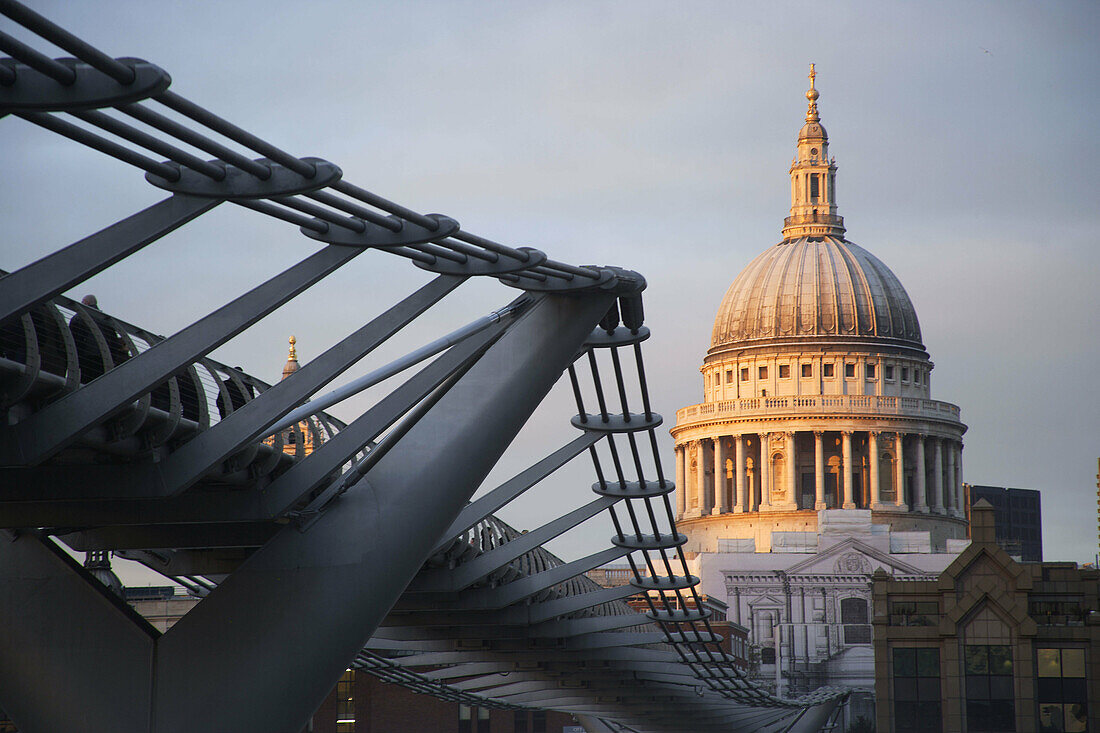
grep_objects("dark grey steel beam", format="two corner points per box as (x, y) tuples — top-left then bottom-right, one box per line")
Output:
(255, 318), (512, 518)
(0, 531), (156, 733)
(397, 545), (630, 613)
(415, 496), (619, 592)
(56, 522), (278, 551)
(157, 274), (465, 495)
(150, 290), (615, 733)
(8, 243), (364, 465)
(528, 585), (640, 624)
(0, 194), (219, 323)
(433, 431), (603, 552)
(529, 613), (653, 638)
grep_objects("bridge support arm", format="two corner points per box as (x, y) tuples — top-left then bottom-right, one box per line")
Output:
(0, 532), (156, 733)
(150, 289), (615, 733)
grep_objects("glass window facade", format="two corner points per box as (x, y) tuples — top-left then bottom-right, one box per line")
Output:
(965, 644), (1016, 732)
(1037, 648), (1088, 732)
(893, 648), (942, 733)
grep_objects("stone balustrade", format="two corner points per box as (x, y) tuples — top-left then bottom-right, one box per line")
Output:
(676, 394), (961, 425)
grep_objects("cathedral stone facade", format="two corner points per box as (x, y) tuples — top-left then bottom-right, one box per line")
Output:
(672, 68), (972, 722)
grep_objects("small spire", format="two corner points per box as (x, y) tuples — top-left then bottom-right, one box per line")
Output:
(805, 63), (820, 122)
(282, 335), (300, 381)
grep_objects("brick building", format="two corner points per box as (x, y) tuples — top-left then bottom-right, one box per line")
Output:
(873, 500), (1099, 732)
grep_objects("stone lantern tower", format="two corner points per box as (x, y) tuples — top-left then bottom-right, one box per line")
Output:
(670, 68), (968, 553)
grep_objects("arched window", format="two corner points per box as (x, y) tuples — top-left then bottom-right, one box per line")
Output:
(772, 452), (785, 500)
(881, 451), (896, 502)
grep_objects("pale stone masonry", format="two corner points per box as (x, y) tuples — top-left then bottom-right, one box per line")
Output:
(672, 68), (973, 728)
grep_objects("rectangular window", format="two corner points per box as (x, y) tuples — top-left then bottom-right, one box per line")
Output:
(823, 363), (835, 378)
(914, 370), (921, 385)
(845, 362), (856, 378)
(532, 710), (547, 733)
(1037, 648), (1088, 733)
(741, 367), (749, 381)
(336, 670), (356, 732)
(866, 363), (876, 379)
(901, 367), (909, 382)
(893, 648), (942, 733)
(889, 601), (939, 627)
(885, 365), (895, 380)
(1030, 598), (1085, 625)
(801, 363), (812, 378)
(810, 173), (820, 201)
(726, 369), (733, 384)
(758, 366), (768, 379)
(779, 364), (790, 378)
(514, 711), (528, 733)
(965, 645), (1016, 732)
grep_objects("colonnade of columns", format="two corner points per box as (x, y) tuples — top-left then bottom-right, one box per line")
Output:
(674, 430), (964, 519)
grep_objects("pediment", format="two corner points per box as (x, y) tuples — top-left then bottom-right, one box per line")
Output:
(784, 537), (927, 577)
(746, 593), (784, 608)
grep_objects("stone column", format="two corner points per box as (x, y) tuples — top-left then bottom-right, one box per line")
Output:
(714, 437), (728, 515)
(675, 444), (685, 518)
(696, 440), (709, 515)
(955, 443), (965, 517)
(914, 434), (928, 512)
(841, 431), (855, 509)
(945, 440), (956, 516)
(869, 431), (882, 509)
(814, 430), (825, 510)
(734, 435), (746, 513)
(932, 438), (944, 514)
(895, 432), (907, 510)
(759, 432), (771, 510)
(785, 431), (798, 509)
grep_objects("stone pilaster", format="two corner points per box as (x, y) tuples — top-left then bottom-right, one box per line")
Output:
(945, 439), (957, 516)
(869, 430), (884, 509)
(894, 432), (908, 510)
(734, 435), (746, 513)
(675, 444), (685, 518)
(759, 432), (771, 510)
(696, 440), (709, 515)
(814, 430), (826, 510)
(932, 437), (945, 514)
(713, 437), (728, 514)
(914, 434), (928, 513)
(841, 430), (855, 509)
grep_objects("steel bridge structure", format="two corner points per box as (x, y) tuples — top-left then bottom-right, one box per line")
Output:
(0, 3), (845, 731)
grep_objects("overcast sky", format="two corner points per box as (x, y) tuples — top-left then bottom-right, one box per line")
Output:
(3, 1), (1097, 585)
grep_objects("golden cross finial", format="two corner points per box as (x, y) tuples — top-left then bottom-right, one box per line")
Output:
(809, 63), (816, 89)
(287, 335), (297, 361)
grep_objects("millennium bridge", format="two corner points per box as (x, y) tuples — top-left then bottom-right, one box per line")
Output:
(0, 3), (844, 730)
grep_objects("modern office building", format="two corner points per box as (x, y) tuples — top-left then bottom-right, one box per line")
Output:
(967, 484), (1043, 562)
(873, 500), (1099, 733)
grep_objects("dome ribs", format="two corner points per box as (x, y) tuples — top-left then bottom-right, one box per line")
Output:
(835, 238), (877, 336)
(708, 236), (924, 353)
(823, 238), (853, 333)
(798, 238), (816, 334)
(776, 241), (799, 336)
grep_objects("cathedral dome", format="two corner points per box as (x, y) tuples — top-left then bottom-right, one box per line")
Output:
(709, 235), (923, 352)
